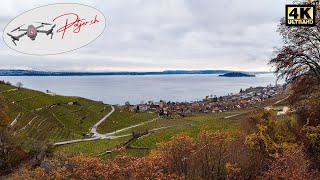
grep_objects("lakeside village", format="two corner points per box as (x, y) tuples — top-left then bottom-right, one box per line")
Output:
(125, 84), (284, 117)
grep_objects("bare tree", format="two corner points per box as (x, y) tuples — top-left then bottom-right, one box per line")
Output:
(269, 1), (320, 101)
(16, 82), (23, 88)
(270, 2), (320, 168)
(124, 101), (131, 110)
(270, 2), (320, 81)
(125, 101), (130, 106)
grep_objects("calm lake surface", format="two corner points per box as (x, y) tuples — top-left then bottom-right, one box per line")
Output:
(0, 74), (281, 105)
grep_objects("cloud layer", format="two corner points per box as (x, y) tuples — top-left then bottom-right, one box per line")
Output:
(0, 0), (289, 71)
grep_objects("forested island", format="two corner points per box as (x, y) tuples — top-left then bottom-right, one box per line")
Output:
(219, 72), (255, 77)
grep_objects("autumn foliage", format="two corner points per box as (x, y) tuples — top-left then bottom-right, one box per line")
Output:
(258, 144), (319, 180)
(0, 96), (11, 127)
(7, 111), (320, 179)
(10, 149), (182, 180)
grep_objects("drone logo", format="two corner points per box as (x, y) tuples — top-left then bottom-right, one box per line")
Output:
(3, 3), (106, 55)
(7, 22), (56, 46)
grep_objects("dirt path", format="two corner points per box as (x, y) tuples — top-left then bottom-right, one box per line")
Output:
(224, 96), (290, 119)
(54, 123), (192, 146)
(90, 105), (115, 137)
(0, 88), (18, 94)
(8, 112), (21, 127)
(99, 117), (160, 138)
(14, 116), (38, 135)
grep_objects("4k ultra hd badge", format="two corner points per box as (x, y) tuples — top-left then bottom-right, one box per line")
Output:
(286, 5), (316, 26)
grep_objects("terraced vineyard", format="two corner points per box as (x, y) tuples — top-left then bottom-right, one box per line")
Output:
(124, 113), (241, 156)
(51, 94), (286, 157)
(96, 106), (158, 134)
(55, 137), (131, 156)
(55, 111), (242, 157)
(0, 84), (111, 149)
(114, 109), (246, 136)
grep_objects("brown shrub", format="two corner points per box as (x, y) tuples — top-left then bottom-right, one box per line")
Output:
(258, 144), (320, 180)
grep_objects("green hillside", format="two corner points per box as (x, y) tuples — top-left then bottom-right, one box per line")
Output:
(54, 98), (287, 157)
(55, 111), (243, 157)
(96, 106), (158, 134)
(0, 83), (111, 149)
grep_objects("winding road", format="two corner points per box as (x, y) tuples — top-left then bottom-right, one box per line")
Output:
(98, 117), (160, 138)
(90, 105), (115, 137)
(54, 105), (160, 146)
(90, 105), (159, 138)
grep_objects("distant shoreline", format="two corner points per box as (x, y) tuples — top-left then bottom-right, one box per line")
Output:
(0, 70), (273, 76)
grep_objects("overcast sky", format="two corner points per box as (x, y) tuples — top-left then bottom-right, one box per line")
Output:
(0, 0), (291, 72)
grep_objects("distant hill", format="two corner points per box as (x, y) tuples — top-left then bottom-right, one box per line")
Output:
(219, 72), (255, 77)
(0, 70), (269, 76)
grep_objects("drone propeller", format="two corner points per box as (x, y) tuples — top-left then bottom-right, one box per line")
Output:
(7, 33), (18, 40)
(12, 40), (17, 46)
(11, 24), (25, 32)
(49, 25), (56, 39)
(36, 22), (52, 25)
(47, 24), (56, 36)
(7, 33), (18, 46)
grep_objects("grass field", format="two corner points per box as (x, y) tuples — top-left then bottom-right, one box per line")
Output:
(54, 137), (131, 156)
(125, 113), (241, 156)
(96, 107), (158, 134)
(54, 111), (242, 157)
(113, 110), (242, 136)
(53, 103), (262, 157)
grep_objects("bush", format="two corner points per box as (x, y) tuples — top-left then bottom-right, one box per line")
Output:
(258, 144), (319, 180)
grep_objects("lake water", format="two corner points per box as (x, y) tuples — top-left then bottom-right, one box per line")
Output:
(0, 74), (281, 105)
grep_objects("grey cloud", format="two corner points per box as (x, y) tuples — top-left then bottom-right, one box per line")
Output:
(0, 0), (288, 71)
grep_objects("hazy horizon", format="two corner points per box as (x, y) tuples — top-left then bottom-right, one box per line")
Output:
(0, 69), (273, 73)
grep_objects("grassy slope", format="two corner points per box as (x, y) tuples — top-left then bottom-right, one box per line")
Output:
(56, 111), (242, 157)
(0, 84), (111, 148)
(126, 113), (241, 156)
(54, 137), (131, 156)
(53, 94), (288, 157)
(115, 109), (247, 136)
(96, 106), (158, 134)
